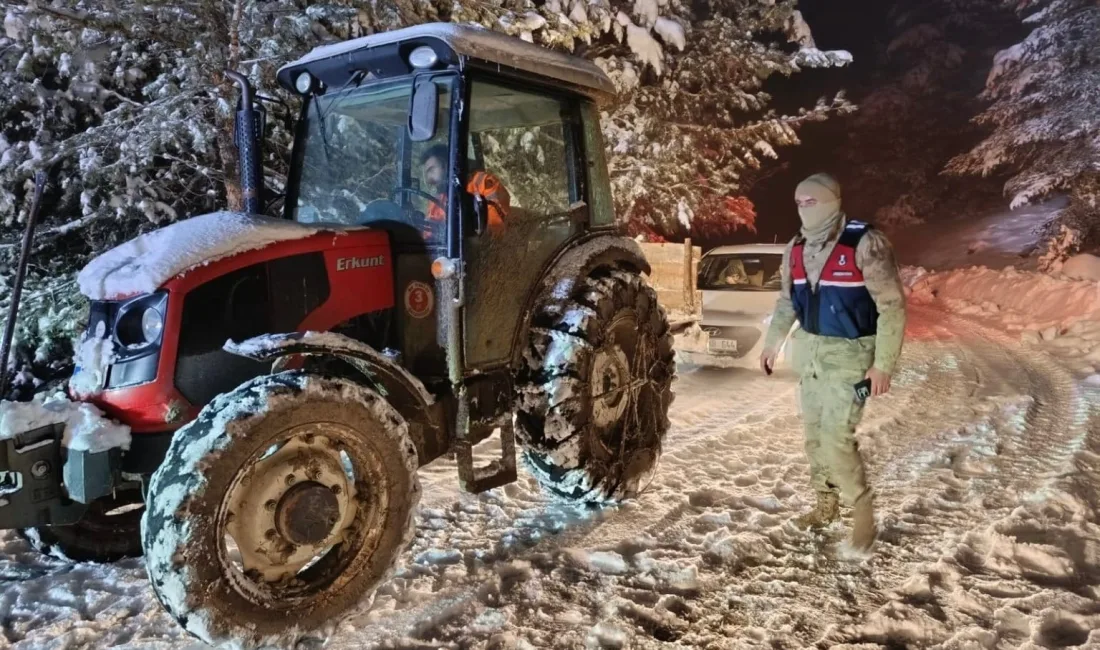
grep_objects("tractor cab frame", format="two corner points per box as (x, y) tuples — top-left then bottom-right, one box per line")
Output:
(270, 24), (627, 490)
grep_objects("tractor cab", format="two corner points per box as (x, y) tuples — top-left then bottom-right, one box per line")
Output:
(275, 24), (619, 407)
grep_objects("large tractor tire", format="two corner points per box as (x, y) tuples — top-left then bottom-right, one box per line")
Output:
(19, 490), (144, 562)
(141, 371), (420, 649)
(515, 268), (675, 503)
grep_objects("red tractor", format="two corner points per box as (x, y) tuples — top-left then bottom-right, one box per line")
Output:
(0, 24), (674, 648)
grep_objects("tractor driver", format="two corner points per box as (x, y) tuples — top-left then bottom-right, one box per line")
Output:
(420, 144), (510, 236)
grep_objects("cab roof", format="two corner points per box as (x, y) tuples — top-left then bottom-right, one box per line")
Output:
(277, 23), (617, 105)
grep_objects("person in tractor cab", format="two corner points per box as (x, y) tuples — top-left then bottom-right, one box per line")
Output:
(420, 144), (510, 236)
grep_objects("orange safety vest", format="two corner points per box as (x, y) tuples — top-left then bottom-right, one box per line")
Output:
(426, 171), (510, 229)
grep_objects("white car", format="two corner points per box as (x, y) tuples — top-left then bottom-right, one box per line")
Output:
(682, 243), (795, 367)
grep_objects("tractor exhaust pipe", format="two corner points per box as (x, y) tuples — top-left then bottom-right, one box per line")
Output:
(225, 70), (264, 215)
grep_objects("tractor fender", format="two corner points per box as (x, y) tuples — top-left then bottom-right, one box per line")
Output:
(513, 235), (652, 365)
(224, 332), (449, 465)
(538, 235), (651, 299)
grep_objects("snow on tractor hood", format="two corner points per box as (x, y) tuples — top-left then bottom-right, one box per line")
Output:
(77, 211), (353, 300)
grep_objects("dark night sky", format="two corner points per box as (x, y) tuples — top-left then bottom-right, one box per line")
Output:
(697, 0), (1018, 253)
(739, 0), (884, 248)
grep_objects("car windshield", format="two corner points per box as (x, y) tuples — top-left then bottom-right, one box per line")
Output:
(291, 75), (454, 228)
(699, 253), (783, 291)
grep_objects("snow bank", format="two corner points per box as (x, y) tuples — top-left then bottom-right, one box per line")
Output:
(77, 212), (346, 300)
(1060, 253), (1100, 282)
(0, 394), (131, 452)
(905, 265), (1100, 329)
(906, 264), (1100, 375)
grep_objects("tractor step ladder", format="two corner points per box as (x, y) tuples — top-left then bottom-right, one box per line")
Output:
(455, 422), (517, 494)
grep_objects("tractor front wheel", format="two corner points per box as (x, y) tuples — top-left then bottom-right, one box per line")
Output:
(141, 372), (420, 649)
(516, 269), (675, 503)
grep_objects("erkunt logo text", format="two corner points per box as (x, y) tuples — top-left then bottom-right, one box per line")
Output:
(336, 255), (386, 272)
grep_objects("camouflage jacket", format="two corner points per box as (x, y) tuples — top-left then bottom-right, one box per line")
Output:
(763, 216), (907, 375)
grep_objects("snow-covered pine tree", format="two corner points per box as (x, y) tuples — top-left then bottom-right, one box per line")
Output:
(832, 0), (1016, 229)
(946, 0), (1100, 259)
(594, 0), (855, 240)
(0, 0), (852, 394)
(0, 0), (324, 389)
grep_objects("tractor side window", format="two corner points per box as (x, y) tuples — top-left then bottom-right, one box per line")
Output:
(462, 81), (584, 367)
(469, 81), (573, 219)
(581, 101), (614, 226)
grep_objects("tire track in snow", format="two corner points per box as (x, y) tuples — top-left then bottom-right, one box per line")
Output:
(345, 304), (1099, 649)
(831, 306), (1100, 648)
(327, 369), (803, 645)
(3, 304), (1098, 649)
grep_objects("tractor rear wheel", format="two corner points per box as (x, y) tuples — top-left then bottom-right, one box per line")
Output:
(515, 268), (675, 503)
(18, 490), (144, 562)
(141, 372), (420, 649)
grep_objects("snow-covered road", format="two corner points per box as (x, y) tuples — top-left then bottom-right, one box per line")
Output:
(3, 304), (1099, 650)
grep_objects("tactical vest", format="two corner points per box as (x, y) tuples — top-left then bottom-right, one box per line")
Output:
(791, 220), (878, 339)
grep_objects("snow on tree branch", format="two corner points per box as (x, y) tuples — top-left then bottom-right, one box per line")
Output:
(0, 0), (854, 387)
(946, 0), (1100, 247)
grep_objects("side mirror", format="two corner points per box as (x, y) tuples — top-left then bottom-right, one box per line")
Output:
(408, 78), (438, 142)
(471, 194), (490, 236)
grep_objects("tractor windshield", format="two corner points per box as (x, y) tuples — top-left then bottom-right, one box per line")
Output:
(290, 74), (454, 232)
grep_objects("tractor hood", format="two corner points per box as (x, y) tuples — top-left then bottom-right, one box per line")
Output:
(77, 212), (356, 301)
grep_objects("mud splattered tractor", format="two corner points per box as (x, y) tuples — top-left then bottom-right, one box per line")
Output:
(0, 23), (674, 648)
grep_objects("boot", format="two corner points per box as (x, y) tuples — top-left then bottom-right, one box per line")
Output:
(849, 491), (877, 551)
(794, 491), (839, 529)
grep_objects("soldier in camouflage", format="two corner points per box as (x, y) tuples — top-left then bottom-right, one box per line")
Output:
(759, 173), (906, 552)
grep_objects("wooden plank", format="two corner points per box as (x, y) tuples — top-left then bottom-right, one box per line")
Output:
(683, 238), (694, 312)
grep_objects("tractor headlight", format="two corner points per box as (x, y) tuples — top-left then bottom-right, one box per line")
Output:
(294, 71), (315, 95)
(114, 292), (168, 348)
(141, 307), (164, 343)
(408, 45), (439, 69)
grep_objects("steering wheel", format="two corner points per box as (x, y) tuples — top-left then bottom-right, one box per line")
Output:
(357, 199), (416, 226)
(391, 186), (445, 212)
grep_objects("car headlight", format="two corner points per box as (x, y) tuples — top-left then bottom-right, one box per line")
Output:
(141, 307), (164, 343)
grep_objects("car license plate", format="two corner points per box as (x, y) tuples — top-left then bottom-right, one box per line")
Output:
(709, 338), (737, 353)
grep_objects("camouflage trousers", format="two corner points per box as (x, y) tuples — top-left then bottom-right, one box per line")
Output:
(791, 330), (875, 506)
